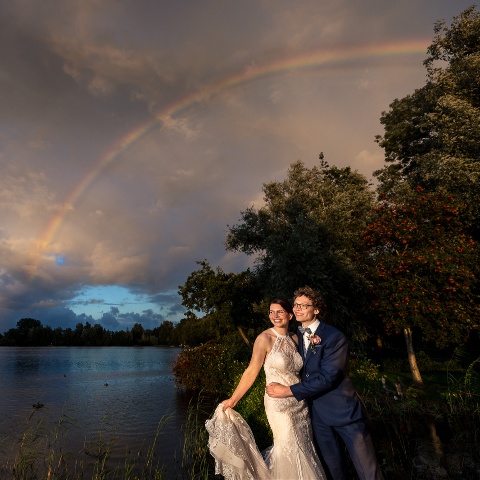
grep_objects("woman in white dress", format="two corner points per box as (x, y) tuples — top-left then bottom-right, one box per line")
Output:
(206, 298), (326, 480)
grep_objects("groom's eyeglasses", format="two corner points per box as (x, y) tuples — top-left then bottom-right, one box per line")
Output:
(293, 303), (313, 310)
(269, 310), (287, 316)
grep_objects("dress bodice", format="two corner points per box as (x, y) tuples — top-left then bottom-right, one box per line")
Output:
(263, 329), (303, 386)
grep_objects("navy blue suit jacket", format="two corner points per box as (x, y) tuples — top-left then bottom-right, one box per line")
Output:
(290, 321), (364, 427)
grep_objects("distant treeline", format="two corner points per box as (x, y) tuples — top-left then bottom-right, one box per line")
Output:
(0, 317), (200, 347)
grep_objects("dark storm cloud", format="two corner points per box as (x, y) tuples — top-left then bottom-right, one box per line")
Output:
(0, 0), (475, 332)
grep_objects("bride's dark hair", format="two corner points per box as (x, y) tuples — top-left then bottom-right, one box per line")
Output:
(269, 297), (294, 315)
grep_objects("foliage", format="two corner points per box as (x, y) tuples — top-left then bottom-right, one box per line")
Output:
(443, 356), (480, 416)
(376, 5), (480, 172)
(178, 260), (265, 344)
(361, 187), (480, 349)
(232, 369), (272, 451)
(1, 406), (169, 479)
(349, 356), (380, 382)
(374, 5), (480, 241)
(0, 318), (180, 347)
(152, 320), (177, 345)
(174, 311), (218, 347)
(225, 158), (375, 339)
(181, 392), (215, 479)
(131, 322), (145, 344)
(381, 351), (463, 374)
(172, 333), (251, 395)
(192, 357), (480, 479)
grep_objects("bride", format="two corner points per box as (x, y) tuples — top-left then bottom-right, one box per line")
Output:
(206, 298), (326, 479)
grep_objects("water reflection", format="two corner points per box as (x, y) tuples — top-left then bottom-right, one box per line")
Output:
(14, 355), (40, 372)
(0, 346), (194, 478)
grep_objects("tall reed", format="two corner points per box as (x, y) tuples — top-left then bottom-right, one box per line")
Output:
(180, 390), (216, 479)
(0, 404), (170, 480)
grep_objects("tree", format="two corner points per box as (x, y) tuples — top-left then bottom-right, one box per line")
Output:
(131, 323), (145, 345)
(174, 311), (213, 347)
(5, 318), (45, 346)
(179, 261), (263, 346)
(111, 329), (133, 346)
(74, 323), (85, 345)
(225, 158), (375, 338)
(154, 320), (177, 345)
(371, 7), (480, 379)
(16, 318), (42, 340)
(361, 188), (480, 384)
(79, 322), (109, 346)
(374, 6), (480, 239)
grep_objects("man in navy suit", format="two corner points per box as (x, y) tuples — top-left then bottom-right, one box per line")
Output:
(266, 286), (383, 480)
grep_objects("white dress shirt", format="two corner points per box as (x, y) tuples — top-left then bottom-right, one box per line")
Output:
(303, 319), (320, 356)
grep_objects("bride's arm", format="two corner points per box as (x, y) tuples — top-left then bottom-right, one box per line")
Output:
(221, 332), (270, 409)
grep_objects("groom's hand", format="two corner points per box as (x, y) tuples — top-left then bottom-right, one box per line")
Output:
(266, 382), (293, 398)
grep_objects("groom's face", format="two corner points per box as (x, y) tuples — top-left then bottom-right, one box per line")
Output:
(293, 295), (319, 326)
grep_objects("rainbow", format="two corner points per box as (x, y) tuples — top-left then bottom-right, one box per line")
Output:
(31, 39), (429, 278)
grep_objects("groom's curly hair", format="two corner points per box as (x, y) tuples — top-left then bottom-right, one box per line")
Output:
(293, 285), (327, 315)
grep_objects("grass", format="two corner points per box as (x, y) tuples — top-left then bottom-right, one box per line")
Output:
(179, 391), (215, 479)
(181, 361), (479, 479)
(2, 359), (478, 480)
(0, 407), (169, 480)
(198, 357), (480, 480)
(0, 392), (217, 480)
(352, 358), (480, 479)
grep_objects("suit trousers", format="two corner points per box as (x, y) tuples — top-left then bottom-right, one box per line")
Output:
(313, 419), (383, 480)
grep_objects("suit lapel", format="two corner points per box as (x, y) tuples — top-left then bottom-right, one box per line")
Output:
(297, 328), (304, 355)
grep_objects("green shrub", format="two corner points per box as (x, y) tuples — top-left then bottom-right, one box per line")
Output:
(172, 333), (250, 395)
(233, 369), (272, 451)
(381, 350), (464, 374)
(350, 356), (380, 382)
(381, 357), (408, 373)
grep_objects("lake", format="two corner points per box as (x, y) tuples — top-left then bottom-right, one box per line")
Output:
(0, 346), (197, 478)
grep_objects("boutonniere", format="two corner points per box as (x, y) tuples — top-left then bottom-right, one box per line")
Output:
(308, 333), (322, 354)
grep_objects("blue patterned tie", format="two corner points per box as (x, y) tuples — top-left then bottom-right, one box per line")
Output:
(299, 327), (311, 357)
(298, 327), (312, 335)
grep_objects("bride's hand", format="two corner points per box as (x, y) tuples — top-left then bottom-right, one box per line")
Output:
(221, 399), (235, 410)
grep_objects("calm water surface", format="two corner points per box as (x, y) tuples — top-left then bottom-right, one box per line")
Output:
(0, 346), (195, 477)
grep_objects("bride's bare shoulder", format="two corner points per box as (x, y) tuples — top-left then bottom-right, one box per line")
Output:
(255, 329), (275, 345)
(259, 328), (276, 339)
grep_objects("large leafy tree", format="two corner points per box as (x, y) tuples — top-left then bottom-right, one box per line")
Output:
(131, 323), (145, 345)
(361, 188), (480, 384)
(16, 318), (43, 345)
(178, 260), (264, 345)
(225, 158), (375, 339)
(374, 6), (480, 239)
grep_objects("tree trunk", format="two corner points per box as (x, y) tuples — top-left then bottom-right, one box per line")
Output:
(403, 327), (423, 385)
(237, 326), (251, 347)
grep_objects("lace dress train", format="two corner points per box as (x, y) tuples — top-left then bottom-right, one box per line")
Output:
(206, 329), (325, 479)
(206, 405), (270, 480)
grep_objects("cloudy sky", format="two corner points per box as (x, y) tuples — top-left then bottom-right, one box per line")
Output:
(0, 0), (476, 333)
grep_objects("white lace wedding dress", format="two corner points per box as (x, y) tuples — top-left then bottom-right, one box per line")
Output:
(206, 329), (325, 479)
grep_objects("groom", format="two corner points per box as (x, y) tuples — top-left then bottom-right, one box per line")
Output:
(266, 286), (383, 480)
